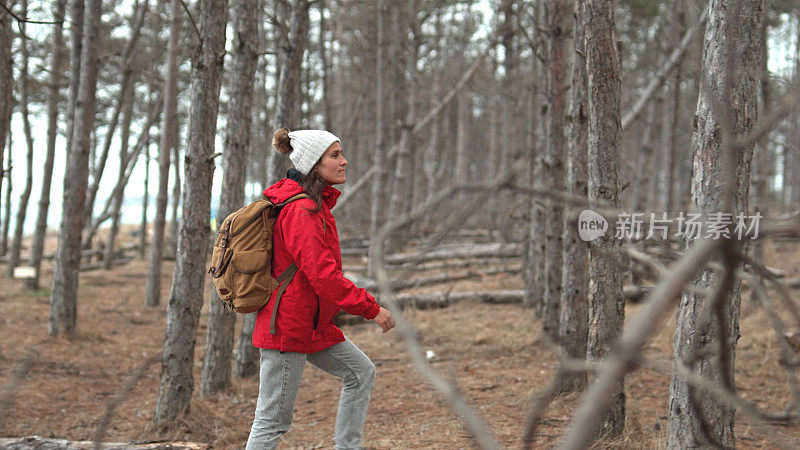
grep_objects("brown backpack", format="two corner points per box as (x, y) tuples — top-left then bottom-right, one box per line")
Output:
(208, 194), (308, 327)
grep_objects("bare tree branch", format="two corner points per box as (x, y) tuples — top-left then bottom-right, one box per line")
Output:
(559, 238), (721, 449)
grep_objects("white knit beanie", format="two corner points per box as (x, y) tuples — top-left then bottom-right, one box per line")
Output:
(287, 130), (341, 175)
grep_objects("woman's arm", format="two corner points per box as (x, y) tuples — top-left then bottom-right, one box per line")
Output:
(281, 200), (381, 320)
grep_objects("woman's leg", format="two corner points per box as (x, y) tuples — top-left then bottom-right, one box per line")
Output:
(246, 348), (306, 450)
(307, 338), (376, 450)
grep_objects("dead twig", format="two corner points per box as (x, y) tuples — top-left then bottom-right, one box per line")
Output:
(558, 238), (721, 449)
(92, 355), (160, 449)
(367, 159), (533, 450)
(0, 349), (38, 432)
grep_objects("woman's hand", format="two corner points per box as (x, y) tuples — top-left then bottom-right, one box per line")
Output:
(372, 307), (395, 333)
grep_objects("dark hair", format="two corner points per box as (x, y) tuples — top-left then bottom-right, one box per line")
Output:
(299, 169), (325, 213)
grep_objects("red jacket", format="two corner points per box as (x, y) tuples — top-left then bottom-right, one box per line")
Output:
(252, 176), (380, 353)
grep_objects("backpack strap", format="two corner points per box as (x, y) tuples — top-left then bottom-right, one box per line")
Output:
(269, 262), (299, 335)
(275, 193), (310, 208)
(267, 193), (310, 334)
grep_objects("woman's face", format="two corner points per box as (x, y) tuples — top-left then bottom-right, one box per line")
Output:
(314, 142), (347, 185)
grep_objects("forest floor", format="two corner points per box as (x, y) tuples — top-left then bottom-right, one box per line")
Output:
(2, 230), (800, 449)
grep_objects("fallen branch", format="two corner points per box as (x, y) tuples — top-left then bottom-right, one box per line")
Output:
(558, 238), (721, 449)
(367, 159), (533, 450)
(80, 258), (134, 272)
(386, 243), (523, 265)
(0, 437), (210, 449)
(621, 6), (708, 129)
(92, 356), (160, 449)
(0, 349), (38, 432)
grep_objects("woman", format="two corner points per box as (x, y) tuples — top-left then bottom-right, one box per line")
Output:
(246, 128), (395, 450)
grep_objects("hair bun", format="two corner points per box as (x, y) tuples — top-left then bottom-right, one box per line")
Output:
(272, 128), (292, 154)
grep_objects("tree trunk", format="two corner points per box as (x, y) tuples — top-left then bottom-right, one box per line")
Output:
(26, 0), (67, 290)
(81, 1), (148, 247)
(8, 0), (36, 278)
(542, 0), (569, 343)
(367, 0), (386, 277)
(454, 93), (469, 184)
(201, 0), (257, 397)
(139, 144), (149, 258)
(524, 0), (547, 312)
(0, 0), (13, 220)
(750, 13), (769, 262)
(558, 0), (589, 394)
(389, 0), (417, 224)
(49, 0), (103, 336)
(318, 0), (331, 129)
(235, 0), (268, 379)
(664, 0), (685, 213)
(269, 0), (308, 181)
(499, 0), (517, 168)
(1, 132), (11, 256)
(154, 0), (228, 425)
(103, 82), (136, 270)
(584, 0), (625, 437)
(794, 14), (800, 208)
(103, 82), (148, 270)
(64, 0), (83, 159)
(145, 0), (181, 308)
(632, 99), (657, 214)
(235, 313), (259, 377)
(167, 113), (182, 255)
(667, 1), (763, 448)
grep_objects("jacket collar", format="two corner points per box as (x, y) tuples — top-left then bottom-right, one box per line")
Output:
(282, 169), (341, 209)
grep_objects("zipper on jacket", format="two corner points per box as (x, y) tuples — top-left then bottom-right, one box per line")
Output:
(313, 295), (320, 330)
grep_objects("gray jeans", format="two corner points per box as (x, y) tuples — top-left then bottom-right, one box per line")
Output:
(245, 338), (376, 450)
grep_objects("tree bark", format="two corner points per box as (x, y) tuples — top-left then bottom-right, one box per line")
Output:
(49, 0), (103, 336)
(145, 0), (181, 308)
(7, 0), (35, 279)
(0, 0), (13, 220)
(80, 1), (148, 247)
(139, 144), (149, 258)
(667, 1), (764, 448)
(584, 0), (625, 437)
(389, 0), (417, 223)
(367, 0), (386, 277)
(236, 0), (269, 378)
(201, 0), (257, 397)
(26, 0), (68, 290)
(632, 98), (658, 214)
(524, 0), (548, 312)
(64, 0), (83, 163)
(235, 313), (259, 378)
(104, 87), (159, 270)
(1, 132), (11, 256)
(454, 93), (469, 184)
(102, 82), (136, 270)
(542, 0), (569, 342)
(558, 0), (589, 394)
(167, 113), (182, 255)
(154, 0), (228, 425)
(269, 0), (308, 181)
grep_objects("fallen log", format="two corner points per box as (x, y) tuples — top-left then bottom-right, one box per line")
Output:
(385, 243), (523, 265)
(337, 285), (656, 322)
(0, 436), (211, 449)
(348, 266), (523, 291)
(80, 257), (134, 272)
(395, 257), (522, 271)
